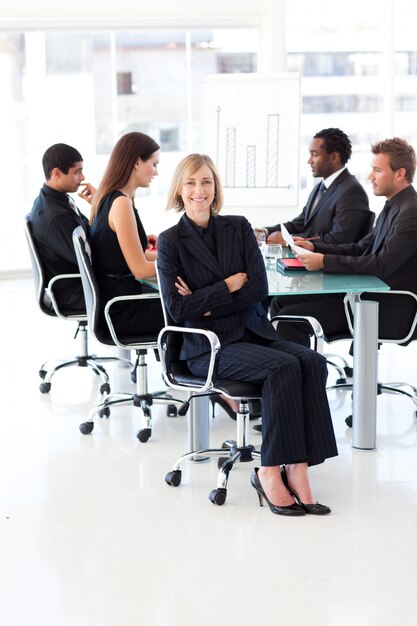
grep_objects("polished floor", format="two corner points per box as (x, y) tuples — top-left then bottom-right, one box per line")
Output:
(2, 278), (417, 626)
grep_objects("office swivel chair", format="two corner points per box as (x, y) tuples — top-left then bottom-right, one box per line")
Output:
(155, 266), (265, 505)
(158, 322), (263, 506)
(72, 226), (182, 442)
(24, 215), (128, 395)
(326, 291), (417, 425)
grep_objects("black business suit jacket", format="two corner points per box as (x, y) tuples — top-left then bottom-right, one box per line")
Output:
(317, 184), (417, 293)
(28, 184), (89, 313)
(157, 214), (278, 361)
(266, 168), (371, 244)
(273, 184), (417, 342)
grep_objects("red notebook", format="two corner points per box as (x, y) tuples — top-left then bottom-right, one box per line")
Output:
(277, 258), (305, 271)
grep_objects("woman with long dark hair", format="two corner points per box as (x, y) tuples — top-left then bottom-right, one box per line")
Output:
(89, 131), (164, 336)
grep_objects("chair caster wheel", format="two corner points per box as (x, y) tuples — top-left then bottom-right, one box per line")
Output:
(137, 428), (151, 443)
(39, 369), (47, 380)
(80, 422), (94, 434)
(39, 382), (51, 394)
(345, 415), (352, 428)
(344, 366), (353, 377)
(165, 470), (182, 487)
(99, 407), (110, 418)
(209, 488), (227, 506)
(100, 383), (110, 395)
(166, 404), (177, 417)
(217, 456), (229, 469)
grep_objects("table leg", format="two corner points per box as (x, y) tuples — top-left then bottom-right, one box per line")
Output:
(352, 298), (379, 450)
(188, 393), (210, 462)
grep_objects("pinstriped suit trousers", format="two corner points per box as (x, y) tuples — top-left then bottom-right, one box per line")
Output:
(188, 335), (338, 467)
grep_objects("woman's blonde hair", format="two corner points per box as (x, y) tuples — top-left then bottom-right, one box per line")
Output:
(166, 153), (224, 215)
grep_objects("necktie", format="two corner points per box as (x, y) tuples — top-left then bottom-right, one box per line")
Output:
(309, 181), (326, 218)
(371, 201), (390, 253)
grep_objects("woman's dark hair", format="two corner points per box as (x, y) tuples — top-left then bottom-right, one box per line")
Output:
(90, 132), (160, 222)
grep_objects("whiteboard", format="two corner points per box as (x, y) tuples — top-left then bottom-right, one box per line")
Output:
(201, 73), (300, 207)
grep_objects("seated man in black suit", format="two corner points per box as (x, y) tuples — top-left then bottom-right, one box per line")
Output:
(272, 137), (417, 346)
(255, 127), (371, 246)
(28, 143), (94, 313)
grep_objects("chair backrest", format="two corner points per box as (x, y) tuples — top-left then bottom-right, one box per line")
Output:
(155, 263), (225, 393)
(24, 214), (52, 315)
(155, 262), (184, 360)
(344, 290), (417, 345)
(72, 225), (108, 343)
(357, 210), (376, 240)
(155, 262), (172, 326)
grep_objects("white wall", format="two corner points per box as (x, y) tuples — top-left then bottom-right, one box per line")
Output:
(0, 1), (273, 23)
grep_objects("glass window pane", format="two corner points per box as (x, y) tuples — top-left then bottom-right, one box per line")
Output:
(1, 27), (258, 272)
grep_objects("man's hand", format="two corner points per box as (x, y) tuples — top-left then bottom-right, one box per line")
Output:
(292, 238), (314, 251)
(266, 231), (286, 245)
(296, 252), (324, 271)
(78, 183), (96, 205)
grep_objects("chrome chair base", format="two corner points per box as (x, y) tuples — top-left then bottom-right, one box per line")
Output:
(327, 381), (417, 427)
(165, 399), (261, 505)
(39, 355), (132, 395)
(38, 320), (134, 395)
(78, 353), (184, 442)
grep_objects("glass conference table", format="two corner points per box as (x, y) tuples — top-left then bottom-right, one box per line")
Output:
(266, 267), (389, 450)
(148, 267), (389, 452)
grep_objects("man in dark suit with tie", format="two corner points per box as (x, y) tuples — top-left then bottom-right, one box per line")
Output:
(255, 128), (371, 246)
(28, 143), (94, 313)
(272, 137), (417, 346)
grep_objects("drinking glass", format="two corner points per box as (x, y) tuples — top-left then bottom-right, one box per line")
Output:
(264, 244), (282, 269)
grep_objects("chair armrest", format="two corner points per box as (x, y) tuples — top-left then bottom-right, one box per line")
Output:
(344, 290), (417, 344)
(270, 314), (324, 353)
(47, 273), (87, 321)
(103, 292), (161, 347)
(157, 325), (221, 393)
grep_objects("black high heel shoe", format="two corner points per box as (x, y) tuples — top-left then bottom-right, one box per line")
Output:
(209, 395), (237, 420)
(250, 468), (305, 516)
(280, 466), (331, 515)
(209, 395), (262, 421)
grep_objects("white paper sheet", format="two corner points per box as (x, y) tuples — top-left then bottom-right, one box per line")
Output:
(280, 224), (313, 255)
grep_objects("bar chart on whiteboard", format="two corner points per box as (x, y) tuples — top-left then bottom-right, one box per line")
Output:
(201, 73), (300, 207)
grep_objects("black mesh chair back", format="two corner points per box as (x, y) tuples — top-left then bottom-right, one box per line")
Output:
(356, 210), (376, 240)
(72, 226), (108, 345)
(24, 215), (115, 394)
(24, 216), (54, 317)
(72, 226), (182, 441)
